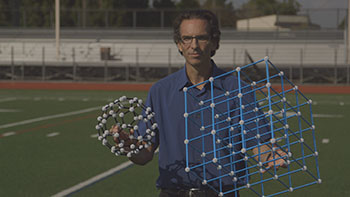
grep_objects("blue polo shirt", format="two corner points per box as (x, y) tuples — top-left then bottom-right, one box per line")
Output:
(142, 60), (271, 190)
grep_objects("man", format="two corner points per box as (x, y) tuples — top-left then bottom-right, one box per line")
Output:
(112, 10), (286, 197)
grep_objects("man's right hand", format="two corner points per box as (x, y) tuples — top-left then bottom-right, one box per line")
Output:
(109, 125), (155, 165)
(110, 125), (137, 153)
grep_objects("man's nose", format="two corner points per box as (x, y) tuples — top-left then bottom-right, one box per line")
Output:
(190, 37), (199, 48)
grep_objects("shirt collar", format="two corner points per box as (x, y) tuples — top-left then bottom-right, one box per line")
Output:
(177, 60), (225, 91)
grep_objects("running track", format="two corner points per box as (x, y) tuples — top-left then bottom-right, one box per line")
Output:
(0, 81), (349, 94)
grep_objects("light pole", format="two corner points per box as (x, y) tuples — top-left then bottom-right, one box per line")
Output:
(347, 0), (350, 83)
(347, 0), (350, 64)
(55, 0), (60, 61)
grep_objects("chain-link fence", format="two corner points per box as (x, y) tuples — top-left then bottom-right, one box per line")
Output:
(0, 8), (347, 29)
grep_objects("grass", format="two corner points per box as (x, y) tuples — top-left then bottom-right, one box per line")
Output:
(0, 89), (349, 197)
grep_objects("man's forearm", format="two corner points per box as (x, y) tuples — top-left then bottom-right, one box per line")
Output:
(252, 144), (272, 163)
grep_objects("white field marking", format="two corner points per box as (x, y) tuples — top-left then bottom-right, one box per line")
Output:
(0, 97), (17, 103)
(0, 109), (21, 112)
(51, 149), (159, 197)
(313, 114), (343, 118)
(47, 132), (60, 137)
(51, 160), (134, 197)
(90, 133), (99, 138)
(0, 106), (100, 130)
(1, 96), (130, 103)
(275, 111), (343, 118)
(2, 132), (16, 137)
(322, 138), (330, 144)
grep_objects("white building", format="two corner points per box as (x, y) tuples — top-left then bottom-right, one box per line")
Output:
(236, 14), (318, 31)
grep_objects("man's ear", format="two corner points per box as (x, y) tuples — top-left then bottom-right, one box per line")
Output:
(177, 42), (183, 53)
(212, 40), (219, 51)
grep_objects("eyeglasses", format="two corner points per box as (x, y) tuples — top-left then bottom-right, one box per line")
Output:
(180, 35), (210, 44)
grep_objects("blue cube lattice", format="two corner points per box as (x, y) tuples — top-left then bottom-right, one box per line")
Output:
(183, 57), (321, 197)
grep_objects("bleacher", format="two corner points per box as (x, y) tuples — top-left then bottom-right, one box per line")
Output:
(0, 29), (347, 83)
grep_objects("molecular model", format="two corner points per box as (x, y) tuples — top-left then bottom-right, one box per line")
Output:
(95, 96), (158, 158)
(183, 57), (321, 196)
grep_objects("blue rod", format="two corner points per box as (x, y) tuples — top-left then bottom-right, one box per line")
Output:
(184, 90), (189, 170)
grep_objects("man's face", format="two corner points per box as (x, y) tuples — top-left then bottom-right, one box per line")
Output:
(177, 19), (217, 68)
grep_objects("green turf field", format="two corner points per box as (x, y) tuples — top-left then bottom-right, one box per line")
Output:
(0, 89), (349, 197)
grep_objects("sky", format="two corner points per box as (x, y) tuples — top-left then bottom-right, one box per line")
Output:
(167, 0), (348, 28)
(230, 0), (348, 28)
(231, 0), (347, 9)
(292, 0), (347, 28)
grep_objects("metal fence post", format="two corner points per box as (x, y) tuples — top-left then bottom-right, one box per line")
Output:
(22, 10), (26, 27)
(21, 63), (24, 80)
(133, 11), (137, 29)
(334, 48), (338, 84)
(344, 29), (348, 65)
(104, 60), (108, 82)
(336, 8), (340, 28)
(42, 46), (46, 81)
(160, 10), (164, 28)
(50, 9), (54, 28)
(126, 64), (130, 81)
(105, 10), (109, 28)
(347, 63), (350, 84)
(233, 48), (236, 66)
(136, 48), (139, 81)
(300, 48), (303, 84)
(72, 47), (76, 81)
(11, 46), (14, 80)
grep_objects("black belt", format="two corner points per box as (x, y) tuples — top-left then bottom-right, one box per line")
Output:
(160, 188), (240, 197)
(160, 188), (217, 197)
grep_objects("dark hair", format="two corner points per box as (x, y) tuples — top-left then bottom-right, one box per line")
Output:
(173, 9), (221, 57)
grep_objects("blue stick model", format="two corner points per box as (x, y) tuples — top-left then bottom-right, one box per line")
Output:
(183, 57), (321, 196)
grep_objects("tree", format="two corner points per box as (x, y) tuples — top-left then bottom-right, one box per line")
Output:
(176, 0), (200, 9)
(20, 0), (54, 27)
(202, 0), (236, 27)
(78, 0), (150, 27)
(239, 0), (300, 18)
(278, 0), (301, 15)
(60, 0), (81, 27)
(153, 0), (176, 8)
(153, 0), (176, 27)
(0, 0), (12, 26)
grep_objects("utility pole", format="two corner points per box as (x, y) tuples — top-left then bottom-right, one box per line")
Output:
(55, 0), (60, 61)
(348, 0), (350, 64)
(82, 0), (86, 28)
(348, 0), (350, 83)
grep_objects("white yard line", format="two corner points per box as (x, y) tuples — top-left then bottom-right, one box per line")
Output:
(46, 132), (60, 137)
(275, 112), (343, 118)
(51, 160), (134, 197)
(90, 134), (99, 138)
(0, 97), (17, 103)
(0, 109), (21, 112)
(322, 138), (330, 144)
(313, 114), (343, 118)
(0, 106), (100, 130)
(51, 149), (159, 197)
(2, 132), (16, 137)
